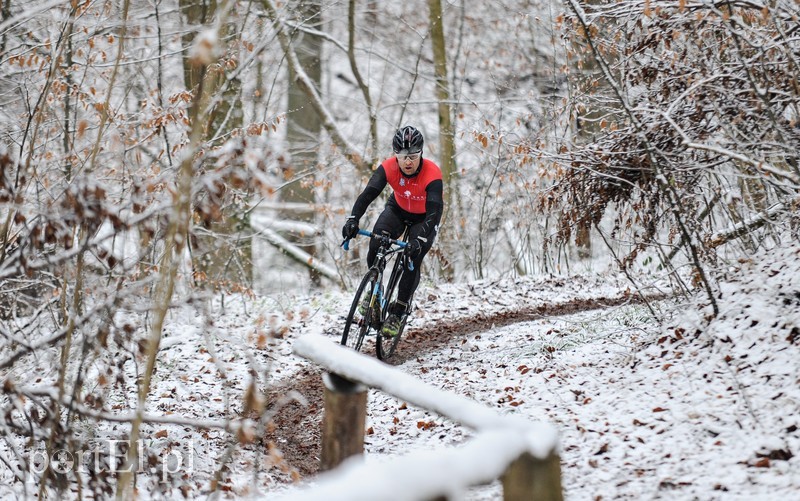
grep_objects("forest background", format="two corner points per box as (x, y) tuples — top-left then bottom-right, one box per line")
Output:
(0, 0), (798, 497)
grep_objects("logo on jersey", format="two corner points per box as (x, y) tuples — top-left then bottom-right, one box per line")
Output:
(399, 178), (406, 187)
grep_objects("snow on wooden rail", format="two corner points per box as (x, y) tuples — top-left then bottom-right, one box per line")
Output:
(274, 428), (550, 501)
(289, 334), (562, 500)
(293, 334), (557, 444)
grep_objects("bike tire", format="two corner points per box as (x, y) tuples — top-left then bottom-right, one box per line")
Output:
(341, 269), (378, 352)
(376, 256), (405, 361)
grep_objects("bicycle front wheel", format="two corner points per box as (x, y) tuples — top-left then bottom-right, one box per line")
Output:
(341, 269), (378, 352)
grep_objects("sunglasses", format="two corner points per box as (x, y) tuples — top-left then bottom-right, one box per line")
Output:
(397, 152), (421, 162)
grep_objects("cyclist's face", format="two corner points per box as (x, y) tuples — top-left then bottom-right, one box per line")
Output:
(397, 151), (421, 175)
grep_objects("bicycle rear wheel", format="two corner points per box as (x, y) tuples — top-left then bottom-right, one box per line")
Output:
(376, 256), (406, 361)
(341, 269), (378, 352)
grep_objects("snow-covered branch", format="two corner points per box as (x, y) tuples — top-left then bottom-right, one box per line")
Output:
(252, 223), (340, 282)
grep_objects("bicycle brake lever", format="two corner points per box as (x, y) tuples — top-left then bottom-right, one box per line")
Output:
(343, 229), (373, 250)
(403, 253), (415, 271)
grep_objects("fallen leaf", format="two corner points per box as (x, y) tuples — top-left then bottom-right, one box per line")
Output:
(594, 443), (609, 455)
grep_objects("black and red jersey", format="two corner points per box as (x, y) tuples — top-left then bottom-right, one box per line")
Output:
(349, 156), (444, 242)
(382, 157), (442, 214)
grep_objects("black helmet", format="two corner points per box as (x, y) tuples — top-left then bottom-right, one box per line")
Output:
(392, 126), (424, 154)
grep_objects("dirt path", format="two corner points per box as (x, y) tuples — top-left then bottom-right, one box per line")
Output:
(264, 291), (667, 480)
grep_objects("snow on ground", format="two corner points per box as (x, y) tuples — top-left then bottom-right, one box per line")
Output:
(112, 272), (646, 497)
(269, 246), (800, 500)
(259, 271), (639, 386)
(363, 298), (798, 500)
(4, 246), (798, 499)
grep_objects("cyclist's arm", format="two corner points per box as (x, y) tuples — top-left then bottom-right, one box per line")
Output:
(349, 165), (388, 220)
(419, 179), (444, 242)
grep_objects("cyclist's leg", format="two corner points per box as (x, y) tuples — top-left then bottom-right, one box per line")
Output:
(382, 224), (429, 337)
(396, 220), (434, 306)
(367, 207), (405, 267)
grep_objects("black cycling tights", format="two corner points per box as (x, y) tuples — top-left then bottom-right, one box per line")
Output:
(367, 208), (432, 305)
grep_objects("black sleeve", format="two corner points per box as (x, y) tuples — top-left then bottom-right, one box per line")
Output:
(419, 179), (444, 243)
(350, 166), (387, 220)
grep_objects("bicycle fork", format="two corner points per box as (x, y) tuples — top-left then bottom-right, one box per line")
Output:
(369, 275), (385, 326)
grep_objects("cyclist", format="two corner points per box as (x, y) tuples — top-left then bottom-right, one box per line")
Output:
(342, 125), (444, 337)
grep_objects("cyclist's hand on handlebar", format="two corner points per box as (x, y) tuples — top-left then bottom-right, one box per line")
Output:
(342, 216), (359, 239)
(404, 238), (423, 260)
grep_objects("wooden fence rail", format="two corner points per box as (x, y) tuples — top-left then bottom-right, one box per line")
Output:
(277, 334), (563, 501)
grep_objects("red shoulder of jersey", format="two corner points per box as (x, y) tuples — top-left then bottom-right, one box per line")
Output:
(382, 158), (442, 214)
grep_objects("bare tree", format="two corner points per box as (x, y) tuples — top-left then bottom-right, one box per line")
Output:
(544, 0), (800, 312)
(428, 0), (457, 280)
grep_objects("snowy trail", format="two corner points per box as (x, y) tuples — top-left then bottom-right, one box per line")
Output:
(263, 249), (800, 500)
(264, 289), (668, 481)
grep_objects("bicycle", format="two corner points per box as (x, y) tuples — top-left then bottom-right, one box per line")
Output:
(341, 229), (413, 360)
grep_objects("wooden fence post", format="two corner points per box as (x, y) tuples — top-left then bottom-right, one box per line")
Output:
(320, 372), (368, 471)
(502, 450), (563, 501)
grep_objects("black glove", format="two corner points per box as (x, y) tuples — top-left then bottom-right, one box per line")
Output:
(404, 238), (423, 260)
(342, 216), (359, 239)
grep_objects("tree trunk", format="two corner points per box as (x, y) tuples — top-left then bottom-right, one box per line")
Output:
(348, 0), (377, 162)
(575, 221), (591, 259)
(283, 0), (323, 285)
(180, 0), (252, 288)
(428, 0), (456, 281)
(0, 0), (11, 55)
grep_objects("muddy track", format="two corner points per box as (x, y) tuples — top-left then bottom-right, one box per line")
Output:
(264, 291), (668, 480)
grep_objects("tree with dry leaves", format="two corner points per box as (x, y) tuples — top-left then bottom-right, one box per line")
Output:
(543, 0), (800, 313)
